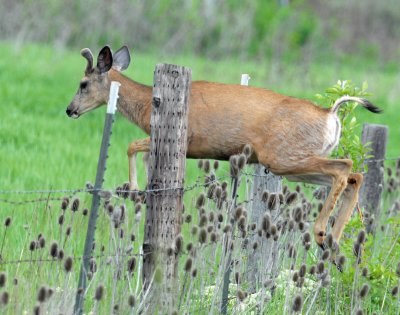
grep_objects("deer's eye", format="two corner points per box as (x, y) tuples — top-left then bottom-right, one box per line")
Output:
(80, 81), (89, 91)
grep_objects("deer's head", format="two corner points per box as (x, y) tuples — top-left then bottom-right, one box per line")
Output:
(66, 46), (130, 118)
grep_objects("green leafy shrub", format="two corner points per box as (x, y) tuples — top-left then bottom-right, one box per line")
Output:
(316, 80), (373, 172)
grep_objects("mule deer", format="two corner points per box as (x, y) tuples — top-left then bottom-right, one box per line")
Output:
(66, 45), (381, 247)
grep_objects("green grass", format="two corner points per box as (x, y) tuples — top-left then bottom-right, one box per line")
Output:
(0, 42), (399, 314)
(0, 41), (398, 190)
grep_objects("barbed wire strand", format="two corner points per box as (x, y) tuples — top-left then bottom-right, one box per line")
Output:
(0, 154), (399, 206)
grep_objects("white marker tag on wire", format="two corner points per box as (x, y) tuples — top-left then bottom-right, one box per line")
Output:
(107, 81), (121, 114)
(240, 74), (251, 86)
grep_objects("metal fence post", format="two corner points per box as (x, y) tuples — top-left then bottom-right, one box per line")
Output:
(73, 81), (120, 315)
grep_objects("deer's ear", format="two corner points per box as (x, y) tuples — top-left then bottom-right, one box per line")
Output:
(113, 46), (130, 72)
(97, 46), (113, 74)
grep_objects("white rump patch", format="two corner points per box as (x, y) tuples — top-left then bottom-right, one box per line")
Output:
(321, 114), (341, 155)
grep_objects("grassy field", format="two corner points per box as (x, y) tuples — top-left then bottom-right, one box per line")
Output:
(0, 42), (399, 314)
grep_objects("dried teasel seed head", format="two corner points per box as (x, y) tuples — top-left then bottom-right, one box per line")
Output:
(362, 267), (369, 277)
(317, 261), (325, 274)
(82, 208), (88, 216)
(50, 242), (58, 258)
(292, 271), (299, 282)
(95, 284), (104, 301)
(191, 226), (198, 235)
(1, 291), (9, 305)
(252, 242), (259, 251)
(309, 265), (316, 275)
(197, 159), (204, 169)
(234, 207), (243, 220)
(71, 198), (80, 212)
(261, 190), (269, 202)
(191, 268), (197, 278)
(38, 236), (46, 249)
(199, 214), (208, 227)
(322, 250), (330, 261)
(58, 214), (65, 225)
(262, 214), (271, 232)
(196, 193), (206, 209)
(199, 228), (207, 244)
(33, 304), (40, 315)
(355, 310), (364, 315)
(64, 256), (73, 273)
(61, 197), (69, 210)
(127, 257), (136, 274)
(0, 273), (6, 288)
(270, 224), (277, 236)
(299, 264), (307, 278)
(302, 232), (311, 243)
(353, 242), (362, 259)
(37, 285), (47, 303)
(213, 160), (219, 170)
(209, 211), (215, 222)
(184, 258), (192, 272)
(223, 224), (232, 233)
(128, 294), (135, 307)
(186, 242), (193, 252)
(337, 254), (346, 267)
(229, 155), (239, 177)
(391, 286), (399, 296)
(357, 230), (366, 244)
(359, 283), (370, 299)
(237, 290), (246, 302)
(210, 232), (217, 243)
(58, 249), (64, 260)
(203, 160), (211, 173)
(4, 217), (11, 227)
(286, 192), (298, 205)
(292, 294), (303, 313)
(29, 240), (37, 251)
(267, 194), (279, 210)
(175, 235), (183, 254)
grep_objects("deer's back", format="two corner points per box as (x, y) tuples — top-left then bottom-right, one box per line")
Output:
(186, 81), (333, 163)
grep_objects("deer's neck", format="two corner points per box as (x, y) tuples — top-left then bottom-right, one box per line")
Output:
(109, 70), (152, 134)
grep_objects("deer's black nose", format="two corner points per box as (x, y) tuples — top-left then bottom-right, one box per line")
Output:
(66, 108), (72, 116)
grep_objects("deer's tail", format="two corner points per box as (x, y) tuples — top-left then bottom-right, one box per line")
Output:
(330, 96), (382, 114)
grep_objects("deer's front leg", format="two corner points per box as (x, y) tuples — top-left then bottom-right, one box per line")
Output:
(127, 138), (150, 190)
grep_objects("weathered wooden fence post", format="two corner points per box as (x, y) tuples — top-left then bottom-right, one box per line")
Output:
(142, 64), (191, 313)
(359, 123), (388, 233)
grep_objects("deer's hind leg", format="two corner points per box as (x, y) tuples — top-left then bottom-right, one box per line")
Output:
(256, 151), (353, 246)
(127, 137), (150, 190)
(331, 173), (363, 244)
